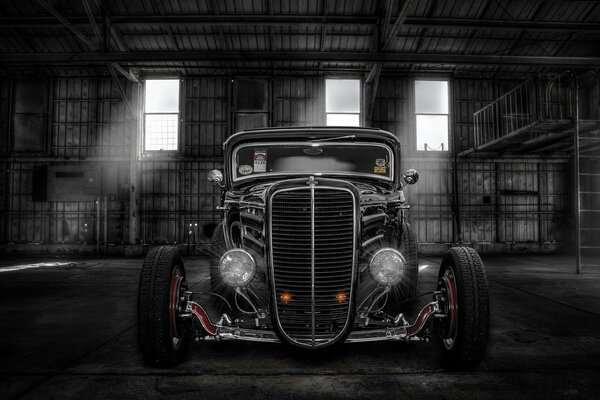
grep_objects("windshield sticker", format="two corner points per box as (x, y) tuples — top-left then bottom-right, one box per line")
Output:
(238, 165), (253, 175)
(374, 166), (387, 174)
(375, 158), (386, 167)
(253, 149), (267, 173)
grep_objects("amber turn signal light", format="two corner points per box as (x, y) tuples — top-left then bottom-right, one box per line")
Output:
(280, 291), (292, 303)
(335, 292), (347, 303)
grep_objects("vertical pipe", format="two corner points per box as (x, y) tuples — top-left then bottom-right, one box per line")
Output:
(96, 196), (100, 254)
(452, 81), (460, 244)
(573, 74), (581, 274)
(537, 162), (543, 246)
(309, 182), (315, 345)
(508, 90), (512, 135)
(495, 162), (500, 245)
(129, 80), (141, 246)
(104, 195), (108, 254)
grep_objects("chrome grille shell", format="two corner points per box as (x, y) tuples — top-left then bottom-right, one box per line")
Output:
(268, 180), (358, 348)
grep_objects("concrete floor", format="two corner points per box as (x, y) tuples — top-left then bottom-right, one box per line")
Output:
(1, 253), (599, 400)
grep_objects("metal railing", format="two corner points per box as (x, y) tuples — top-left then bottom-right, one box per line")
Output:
(474, 79), (539, 147)
(473, 74), (582, 148)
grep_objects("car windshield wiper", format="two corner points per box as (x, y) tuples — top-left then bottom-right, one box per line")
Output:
(312, 134), (356, 142)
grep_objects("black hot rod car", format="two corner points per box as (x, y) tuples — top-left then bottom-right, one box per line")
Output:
(138, 127), (489, 369)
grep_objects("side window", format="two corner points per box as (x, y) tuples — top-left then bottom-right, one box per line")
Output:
(144, 79), (180, 151)
(326, 79), (360, 126)
(415, 80), (449, 151)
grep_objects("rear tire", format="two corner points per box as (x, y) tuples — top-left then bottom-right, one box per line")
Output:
(437, 246), (489, 370)
(138, 246), (189, 367)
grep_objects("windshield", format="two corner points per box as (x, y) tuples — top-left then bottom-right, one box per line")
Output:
(232, 142), (394, 182)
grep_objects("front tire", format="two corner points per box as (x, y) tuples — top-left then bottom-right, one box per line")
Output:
(138, 246), (189, 367)
(437, 246), (489, 370)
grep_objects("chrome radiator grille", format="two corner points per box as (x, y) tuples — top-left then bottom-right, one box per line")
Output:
(270, 187), (355, 347)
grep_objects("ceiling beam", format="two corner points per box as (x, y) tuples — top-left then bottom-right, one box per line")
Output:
(37, 0), (98, 50)
(0, 14), (377, 29)
(365, 62), (382, 83)
(107, 64), (136, 117)
(106, 17), (129, 51)
(2, 51), (600, 68)
(402, 17), (600, 33)
(320, 0), (328, 52)
(150, 0), (179, 51)
(110, 62), (139, 83)
(365, 62), (382, 122)
(412, 0), (438, 53)
(81, 0), (102, 44)
(378, 0), (394, 50)
(382, 0), (413, 50)
(3, 15), (600, 33)
(38, 1), (138, 83)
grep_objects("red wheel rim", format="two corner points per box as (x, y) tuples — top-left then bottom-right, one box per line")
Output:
(439, 268), (458, 349)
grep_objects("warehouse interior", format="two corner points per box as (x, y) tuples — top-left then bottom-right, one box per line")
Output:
(1, 1), (599, 399)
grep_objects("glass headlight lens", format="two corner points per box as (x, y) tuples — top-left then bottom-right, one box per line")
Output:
(219, 249), (256, 287)
(369, 248), (406, 286)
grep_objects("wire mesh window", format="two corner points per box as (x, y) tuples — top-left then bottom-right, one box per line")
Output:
(326, 79), (360, 126)
(144, 79), (180, 151)
(415, 80), (449, 151)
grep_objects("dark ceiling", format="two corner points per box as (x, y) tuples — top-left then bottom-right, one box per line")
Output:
(0, 0), (599, 78)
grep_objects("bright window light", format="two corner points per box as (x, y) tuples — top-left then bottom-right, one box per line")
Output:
(144, 79), (179, 151)
(415, 80), (449, 151)
(326, 79), (360, 126)
(327, 114), (360, 126)
(416, 115), (448, 151)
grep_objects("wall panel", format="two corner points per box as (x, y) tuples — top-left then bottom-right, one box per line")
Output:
(0, 80), (8, 244)
(51, 78), (132, 158)
(184, 77), (228, 157)
(453, 79), (498, 153)
(139, 160), (222, 244)
(403, 158), (455, 245)
(274, 77), (323, 126)
(371, 78), (411, 156)
(4, 161), (128, 244)
(0, 79), (9, 155)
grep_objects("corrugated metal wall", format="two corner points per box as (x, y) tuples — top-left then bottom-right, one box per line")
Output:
(2, 78), (133, 245)
(0, 75), (571, 253)
(140, 159), (222, 244)
(0, 80), (8, 244)
(183, 78), (229, 157)
(51, 79), (132, 158)
(274, 78), (323, 126)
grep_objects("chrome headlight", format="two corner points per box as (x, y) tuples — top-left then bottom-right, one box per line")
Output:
(369, 248), (406, 286)
(219, 249), (256, 287)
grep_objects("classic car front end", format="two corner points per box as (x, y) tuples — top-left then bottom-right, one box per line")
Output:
(138, 127), (489, 370)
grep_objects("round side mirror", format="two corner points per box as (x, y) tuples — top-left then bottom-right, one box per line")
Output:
(208, 169), (224, 187)
(403, 168), (419, 185)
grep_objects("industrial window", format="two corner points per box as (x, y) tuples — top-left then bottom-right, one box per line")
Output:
(415, 80), (449, 151)
(326, 79), (360, 126)
(144, 79), (180, 151)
